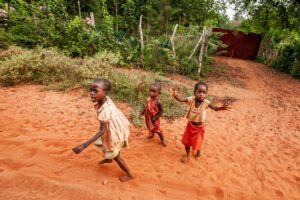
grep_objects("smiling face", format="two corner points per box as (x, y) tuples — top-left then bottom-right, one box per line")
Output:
(194, 84), (207, 101)
(90, 82), (106, 103)
(149, 85), (160, 99)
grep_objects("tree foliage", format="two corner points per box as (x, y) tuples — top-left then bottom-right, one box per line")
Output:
(0, 0), (228, 77)
(230, 0), (300, 78)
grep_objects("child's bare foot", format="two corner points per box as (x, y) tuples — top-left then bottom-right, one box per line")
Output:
(98, 159), (113, 164)
(161, 140), (167, 147)
(72, 144), (85, 154)
(119, 174), (135, 182)
(180, 156), (190, 163)
(195, 151), (201, 159)
(147, 134), (154, 139)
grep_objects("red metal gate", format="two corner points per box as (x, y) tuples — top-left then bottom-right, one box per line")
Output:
(212, 28), (262, 60)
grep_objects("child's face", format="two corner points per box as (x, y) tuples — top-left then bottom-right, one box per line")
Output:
(194, 85), (207, 101)
(90, 83), (106, 102)
(149, 86), (160, 98)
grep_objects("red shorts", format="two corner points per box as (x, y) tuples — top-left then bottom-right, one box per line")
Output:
(182, 122), (205, 151)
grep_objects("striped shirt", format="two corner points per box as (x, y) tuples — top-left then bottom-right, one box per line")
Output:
(95, 96), (130, 150)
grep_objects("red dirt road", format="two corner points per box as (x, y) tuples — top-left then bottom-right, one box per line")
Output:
(0, 57), (299, 200)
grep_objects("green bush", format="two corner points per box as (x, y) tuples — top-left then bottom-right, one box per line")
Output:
(275, 41), (300, 78)
(110, 71), (192, 125)
(3, 0), (68, 48)
(0, 28), (9, 48)
(0, 47), (192, 125)
(143, 35), (173, 74)
(0, 47), (115, 88)
(59, 16), (105, 57)
(116, 26), (224, 79)
(0, 45), (27, 61)
(1, 1), (115, 57)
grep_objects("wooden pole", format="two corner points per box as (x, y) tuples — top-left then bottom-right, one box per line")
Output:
(139, 15), (144, 66)
(115, 1), (118, 33)
(77, 0), (81, 18)
(170, 24), (178, 74)
(188, 28), (205, 61)
(90, 12), (95, 28)
(170, 24), (178, 59)
(198, 28), (212, 75)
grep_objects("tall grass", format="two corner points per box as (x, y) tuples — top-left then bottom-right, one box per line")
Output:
(0, 46), (192, 125)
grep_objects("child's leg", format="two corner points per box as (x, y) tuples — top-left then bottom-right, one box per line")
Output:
(113, 153), (135, 182)
(181, 146), (191, 163)
(147, 131), (155, 139)
(94, 142), (113, 164)
(195, 150), (201, 159)
(98, 159), (113, 164)
(156, 132), (167, 147)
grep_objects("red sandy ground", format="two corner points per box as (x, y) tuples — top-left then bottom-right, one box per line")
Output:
(0, 57), (299, 200)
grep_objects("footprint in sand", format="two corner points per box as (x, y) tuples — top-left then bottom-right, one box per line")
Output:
(83, 149), (100, 159)
(51, 149), (70, 155)
(293, 175), (300, 183)
(0, 159), (25, 171)
(45, 141), (68, 149)
(274, 189), (284, 198)
(46, 184), (62, 197)
(214, 187), (225, 199)
(25, 148), (37, 158)
(29, 182), (44, 194)
(54, 167), (71, 176)
(158, 189), (167, 195)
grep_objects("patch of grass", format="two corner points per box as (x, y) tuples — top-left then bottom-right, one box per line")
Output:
(0, 47), (115, 87)
(0, 45), (29, 61)
(0, 46), (193, 125)
(110, 71), (191, 126)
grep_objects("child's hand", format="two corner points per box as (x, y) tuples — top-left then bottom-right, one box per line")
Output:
(72, 144), (86, 154)
(139, 113), (144, 119)
(139, 110), (144, 118)
(221, 102), (230, 110)
(171, 86), (177, 97)
(151, 117), (157, 124)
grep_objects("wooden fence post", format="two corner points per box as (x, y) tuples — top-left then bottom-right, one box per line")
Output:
(189, 28), (205, 61)
(90, 12), (95, 28)
(139, 15), (144, 66)
(198, 28), (212, 75)
(170, 24), (178, 59)
(77, 0), (81, 18)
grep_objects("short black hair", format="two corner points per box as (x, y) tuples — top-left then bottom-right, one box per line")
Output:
(150, 82), (162, 92)
(194, 81), (208, 92)
(93, 78), (111, 93)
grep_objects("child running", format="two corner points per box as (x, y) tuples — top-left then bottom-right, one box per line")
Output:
(72, 78), (134, 182)
(172, 81), (229, 163)
(140, 83), (167, 147)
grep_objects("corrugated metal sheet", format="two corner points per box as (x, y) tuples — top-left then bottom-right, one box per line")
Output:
(213, 28), (262, 60)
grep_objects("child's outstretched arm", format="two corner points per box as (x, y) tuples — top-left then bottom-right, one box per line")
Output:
(208, 102), (230, 111)
(171, 88), (188, 103)
(152, 101), (163, 123)
(72, 122), (107, 154)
